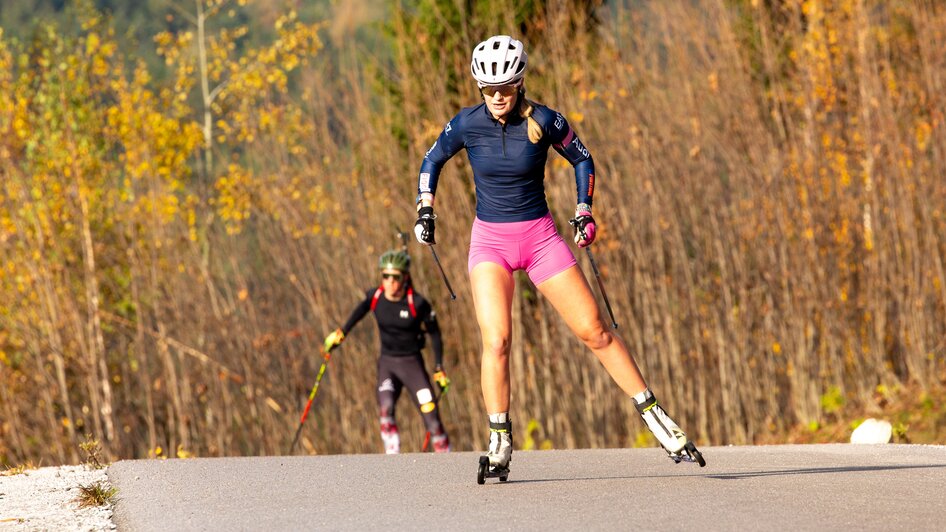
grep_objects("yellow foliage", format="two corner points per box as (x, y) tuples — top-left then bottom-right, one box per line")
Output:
(176, 444), (194, 459)
(214, 164), (255, 234)
(915, 120), (932, 151)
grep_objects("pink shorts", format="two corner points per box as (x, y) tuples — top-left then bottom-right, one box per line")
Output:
(468, 212), (577, 285)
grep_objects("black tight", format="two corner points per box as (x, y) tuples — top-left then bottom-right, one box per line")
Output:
(376, 354), (446, 436)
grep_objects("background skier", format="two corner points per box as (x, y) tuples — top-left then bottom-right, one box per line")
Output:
(322, 250), (451, 453)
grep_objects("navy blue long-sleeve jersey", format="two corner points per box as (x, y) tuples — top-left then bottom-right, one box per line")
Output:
(417, 102), (595, 223)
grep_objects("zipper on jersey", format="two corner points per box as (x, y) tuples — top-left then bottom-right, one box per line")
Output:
(501, 122), (507, 156)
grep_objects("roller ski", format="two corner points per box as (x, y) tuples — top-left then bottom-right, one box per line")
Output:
(635, 389), (706, 467)
(476, 418), (512, 484)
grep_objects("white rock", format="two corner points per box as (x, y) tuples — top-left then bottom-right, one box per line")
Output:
(850, 418), (892, 444)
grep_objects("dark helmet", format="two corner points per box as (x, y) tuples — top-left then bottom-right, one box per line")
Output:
(378, 249), (411, 271)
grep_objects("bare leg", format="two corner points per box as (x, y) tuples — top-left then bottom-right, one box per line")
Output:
(536, 264), (647, 396)
(538, 264), (693, 455)
(470, 262), (515, 413)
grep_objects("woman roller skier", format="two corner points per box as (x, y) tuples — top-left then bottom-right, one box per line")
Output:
(411, 35), (705, 482)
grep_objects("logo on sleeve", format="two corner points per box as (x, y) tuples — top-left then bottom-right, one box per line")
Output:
(554, 113), (565, 130)
(444, 122), (453, 134)
(419, 172), (431, 192)
(572, 137), (590, 158)
(424, 142), (437, 158)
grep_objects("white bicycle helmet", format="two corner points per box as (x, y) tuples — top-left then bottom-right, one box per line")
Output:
(470, 35), (527, 88)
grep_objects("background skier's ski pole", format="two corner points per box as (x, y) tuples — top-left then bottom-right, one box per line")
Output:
(421, 385), (449, 452)
(429, 245), (456, 300)
(396, 227), (410, 252)
(584, 247), (618, 329)
(289, 348), (333, 454)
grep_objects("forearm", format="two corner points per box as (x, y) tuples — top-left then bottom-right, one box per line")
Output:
(425, 317), (444, 367)
(574, 158), (595, 207)
(417, 160), (442, 209)
(430, 332), (443, 367)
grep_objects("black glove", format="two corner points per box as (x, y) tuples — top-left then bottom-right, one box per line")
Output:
(414, 206), (436, 245)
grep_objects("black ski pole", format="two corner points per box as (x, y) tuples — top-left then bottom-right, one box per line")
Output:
(584, 247), (618, 329)
(429, 245), (456, 300)
(289, 347), (334, 454)
(395, 227), (409, 252)
(569, 217), (618, 329)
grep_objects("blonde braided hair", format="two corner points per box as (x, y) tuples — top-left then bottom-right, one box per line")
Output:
(517, 90), (543, 144)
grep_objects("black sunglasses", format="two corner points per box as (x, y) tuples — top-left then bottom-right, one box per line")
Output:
(381, 273), (403, 281)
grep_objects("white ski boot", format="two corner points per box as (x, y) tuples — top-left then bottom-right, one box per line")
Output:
(431, 432), (451, 453)
(477, 414), (512, 484)
(634, 389), (705, 467)
(380, 416), (400, 455)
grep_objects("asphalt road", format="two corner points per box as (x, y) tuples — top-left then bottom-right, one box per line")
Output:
(108, 444), (946, 531)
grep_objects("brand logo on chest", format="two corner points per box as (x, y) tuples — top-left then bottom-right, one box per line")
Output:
(400, 310), (410, 319)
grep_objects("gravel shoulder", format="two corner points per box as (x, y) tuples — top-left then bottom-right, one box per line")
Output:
(0, 465), (116, 531)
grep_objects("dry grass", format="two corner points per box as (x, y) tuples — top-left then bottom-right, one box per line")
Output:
(1, 461), (39, 477)
(75, 481), (117, 509)
(79, 435), (106, 470)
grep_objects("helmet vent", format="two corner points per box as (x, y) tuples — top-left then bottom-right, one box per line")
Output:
(491, 62), (497, 76)
(379, 249), (411, 271)
(492, 41), (501, 50)
(504, 60), (510, 73)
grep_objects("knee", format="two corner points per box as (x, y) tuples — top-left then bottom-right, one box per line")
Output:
(481, 335), (511, 361)
(579, 324), (613, 351)
(416, 388), (436, 415)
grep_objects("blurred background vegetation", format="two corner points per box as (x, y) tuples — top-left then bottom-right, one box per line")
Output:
(1, 0), (944, 465)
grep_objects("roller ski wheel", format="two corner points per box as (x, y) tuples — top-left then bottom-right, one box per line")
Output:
(476, 455), (510, 484)
(670, 442), (706, 467)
